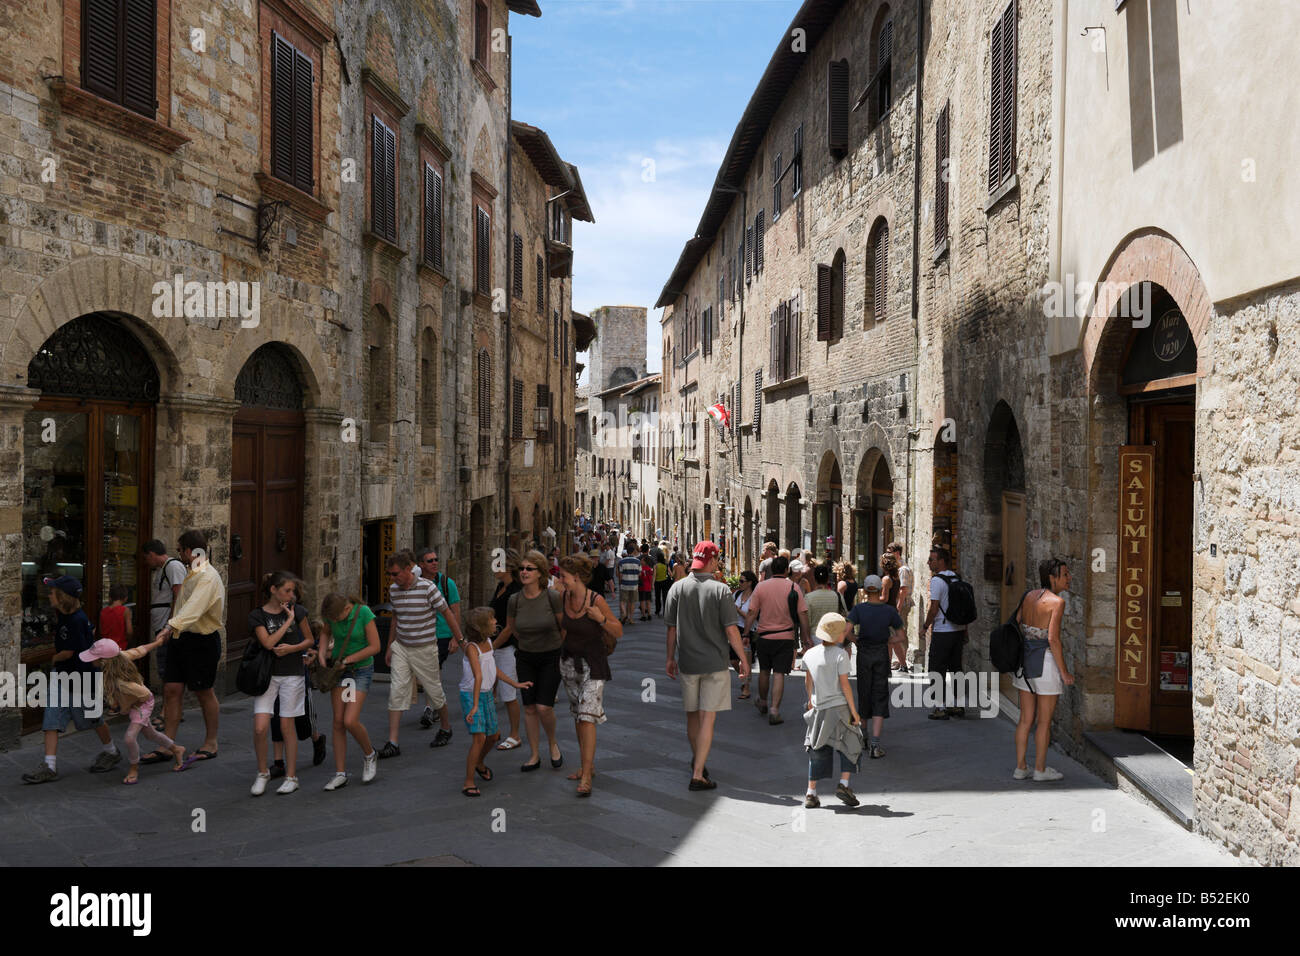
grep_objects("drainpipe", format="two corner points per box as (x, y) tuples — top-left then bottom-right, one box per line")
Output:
(908, 0), (924, 638)
(503, 33), (514, 557)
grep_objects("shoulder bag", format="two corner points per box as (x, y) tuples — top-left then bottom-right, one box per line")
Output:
(312, 606), (359, 693)
(236, 611), (276, 697)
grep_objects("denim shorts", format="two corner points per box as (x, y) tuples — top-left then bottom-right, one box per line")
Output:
(42, 703), (104, 733)
(341, 664), (374, 695)
(808, 744), (859, 780)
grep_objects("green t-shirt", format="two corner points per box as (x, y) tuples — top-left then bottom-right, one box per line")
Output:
(432, 575), (460, 641)
(330, 603), (376, 669)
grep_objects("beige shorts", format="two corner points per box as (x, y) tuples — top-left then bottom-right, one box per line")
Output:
(388, 641), (446, 712)
(680, 670), (731, 713)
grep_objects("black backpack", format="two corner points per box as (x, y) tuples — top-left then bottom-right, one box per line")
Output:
(937, 571), (977, 627)
(989, 590), (1030, 673)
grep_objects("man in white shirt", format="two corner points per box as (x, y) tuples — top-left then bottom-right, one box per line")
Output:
(888, 541), (914, 671)
(922, 546), (965, 720)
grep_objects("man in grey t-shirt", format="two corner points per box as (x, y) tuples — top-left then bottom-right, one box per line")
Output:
(665, 541), (748, 791)
(756, 541), (778, 580)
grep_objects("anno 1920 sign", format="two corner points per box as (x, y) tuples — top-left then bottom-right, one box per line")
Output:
(1117, 447), (1155, 692)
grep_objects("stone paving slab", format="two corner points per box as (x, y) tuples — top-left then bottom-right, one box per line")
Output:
(0, 614), (1244, 866)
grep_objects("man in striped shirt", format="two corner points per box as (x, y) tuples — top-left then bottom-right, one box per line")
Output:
(379, 550), (466, 758)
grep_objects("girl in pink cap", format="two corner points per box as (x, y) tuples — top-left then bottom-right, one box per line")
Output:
(82, 637), (185, 783)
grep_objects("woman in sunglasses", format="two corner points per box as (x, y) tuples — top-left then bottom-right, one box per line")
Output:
(494, 550), (566, 771)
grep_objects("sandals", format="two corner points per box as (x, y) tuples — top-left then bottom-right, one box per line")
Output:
(521, 759), (542, 772)
(430, 729), (453, 748)
(476, 764), (494, 782)
(496, 736), (522, 751)
(576, 781), (592, 798)
(462, 786), (481, 797)
(140, 751), (170, 766)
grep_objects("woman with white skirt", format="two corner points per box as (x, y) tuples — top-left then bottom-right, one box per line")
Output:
(1012, 559), (1076, 782)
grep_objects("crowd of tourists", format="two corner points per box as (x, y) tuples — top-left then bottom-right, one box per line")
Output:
(24, 518), (1074, 804)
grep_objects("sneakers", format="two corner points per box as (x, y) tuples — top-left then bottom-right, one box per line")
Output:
(251, 771), (271, 796)
(377, 741), (400, 759)
(269, 760), (286, 780)
(928, 707), (950, 720)
(804, 793), (821, 808)
(22, 764), (58, 784)
(277, 776), (300, 794)
(869, 745), (886, 759)
(312, 735), (327, 766)
(430, 728), (453, 748)
(324, 772), (349, 791)
(1013, 767), (1033, 780)
(1033, 767), (1064, 782)
(89, 750), (121, 773)
(362, 750), (378, 783)
(835, 783), (860, 807)
(948, 707), (966, 719)
(688, 776), (718, 791)
(419, 706), (435, 729)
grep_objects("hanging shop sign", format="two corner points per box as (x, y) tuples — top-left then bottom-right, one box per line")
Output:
(1117, 447), (1154, 688)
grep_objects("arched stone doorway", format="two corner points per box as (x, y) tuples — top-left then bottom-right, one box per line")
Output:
(814, 452), (843, 561)
(984, 399), (1026, 686)
(743, 497), (754, 569)
(852, 450), (893, 580)
(784, 483), (802, 552)
(22, 314), (161, 724)
(227, 343), (306, 673)
(765, 480), (781, 547)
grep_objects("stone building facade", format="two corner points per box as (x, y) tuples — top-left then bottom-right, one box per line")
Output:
(0, 0), (545, 747)
(657, 0), (1300, 863)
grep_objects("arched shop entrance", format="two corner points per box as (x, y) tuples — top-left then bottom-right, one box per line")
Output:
(765, 480), (781, 547)
(984, 400), (1026, 697)
(226, 344), (305, 682)
(814, 452), (843, 561)
(22, 314), (159, 730)
(852, 452), (893, 581)
(784, 483), (802, 553)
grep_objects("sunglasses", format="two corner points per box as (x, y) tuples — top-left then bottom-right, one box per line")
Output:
(520, 565), (539, 572)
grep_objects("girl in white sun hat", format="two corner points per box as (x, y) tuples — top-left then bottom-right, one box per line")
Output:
(801, 612), (863, 808)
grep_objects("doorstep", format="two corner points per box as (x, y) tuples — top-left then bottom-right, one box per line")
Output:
(1083, 730), (1194, 830)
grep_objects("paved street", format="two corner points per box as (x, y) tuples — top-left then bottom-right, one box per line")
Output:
(0, 616), (1241, 867)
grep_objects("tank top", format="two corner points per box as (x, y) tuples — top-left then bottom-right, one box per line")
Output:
(459, 644), (498, 693)
(562, 588), (612, 681)
(842, 580), (859, 608)
(99, 604), (128, 649)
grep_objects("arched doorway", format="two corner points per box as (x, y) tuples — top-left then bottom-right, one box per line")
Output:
(784, 483), (802, 552)
(814, 452), (843, 561)
(227, 343), (306, 674)
(765, 480), (781, 547)
(852, 452), (893, 580)
(985, 400), (1026, 691)
(22, 314), (160, 726)
(743, 497), (754, 569)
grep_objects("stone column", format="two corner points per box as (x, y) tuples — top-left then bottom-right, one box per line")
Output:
(0, 386), (41, 749)
(303, 406), (344, 611)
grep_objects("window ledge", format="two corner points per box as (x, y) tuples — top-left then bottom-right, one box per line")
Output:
(473, 291), (494, 310)
(933, 237), (950, 263)
(984, 173), (1019, 213)
(255, 172), (331, 222)
(363, 230), (407, 260)
(471, 58), (498, 94)
(763, 374), (808, 396)
(417, 261), (449, 287)
(50, 80), (190, 154)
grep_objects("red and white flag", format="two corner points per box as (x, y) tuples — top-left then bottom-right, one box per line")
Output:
(707, 403), (730, 429)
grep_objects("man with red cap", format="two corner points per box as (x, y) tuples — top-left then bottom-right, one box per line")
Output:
(664, 541), (749, 790)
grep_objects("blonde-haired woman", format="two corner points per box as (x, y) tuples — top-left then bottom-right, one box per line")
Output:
(493, 549), (565, 771)
(316, 593), (382, 790)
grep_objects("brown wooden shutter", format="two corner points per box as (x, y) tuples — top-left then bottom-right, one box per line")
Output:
(554, 311), (560, 359)
(877, 20), (893, 114)
(817, 263), (832, 341)
(989, 14), (1004, 191)
(755, 210), (765, 273)
(371, 117), (395, 241)
(828, 59), (849, 158)
(424, 165), (443, 268)
(768, 307), (780, 381)
(745, 226), (753, 282)
(772, 154), (781, 217)
(778, 301), (790, 380)
(536, 254), (544, 312)
(512, 379), (523, 439)
(382, 124), (396, 239)
(874, 225), (889, 323)
(292, 48), (313, 192)
(1001, 2), (1017, 185)
(478, 350), (491, 459)
(476, 206), (491, 296)
(513, 232), (524, 297)
(754, 368), (763, 437)
(82, 0), (120, 102)
(271, 35), (294, 183)
(733, 382), (741, 437)
(793, 297), (802, 376)
(935, 104), (949, 247)
(122, 0), (156, 117)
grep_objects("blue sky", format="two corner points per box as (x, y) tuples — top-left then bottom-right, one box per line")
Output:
(511, 0), (802, 378)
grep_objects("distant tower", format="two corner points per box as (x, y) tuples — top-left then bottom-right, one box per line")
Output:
(587, 306), (647, 392)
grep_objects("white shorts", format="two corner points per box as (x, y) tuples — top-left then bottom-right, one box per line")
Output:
(254, 675), (306, 718)
(495, 645), (519, 703)
(680, 670), (731, 713)
(388, 641), (447, 712)
(1012, 650), (1064, 696)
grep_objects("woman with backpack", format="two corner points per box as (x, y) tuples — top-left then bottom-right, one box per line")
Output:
(1011, 559), (1075, 781)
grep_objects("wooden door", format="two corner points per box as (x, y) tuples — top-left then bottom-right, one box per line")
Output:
(226, 408), (304, 669)
(1000, 491), (1027, 698)
(1150, 405), (1194, 736)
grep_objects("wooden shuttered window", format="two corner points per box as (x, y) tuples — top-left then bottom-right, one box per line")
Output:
(755, 211), (765, 273)
(512, 233), (524, 297)
(935, 104), (949, 248)
(827, 59), (850, 159)
(817, 263), (833, 341)
(271, 34), (315, 193)
(792, 124), (803, 195)
(874, 20), (893, 122)
(745, 226), (754, 283)
(754, 368), (763, 438)
(477, 349), (491, 460)
(371, 116), (396, 242)
(772, 154), (782, 219)
(553, 311), (560, 359)
(872, 224), (890, 324)
(475, 206), (491, 296)
(536, 254), (545, 313)
(989, 1), (1017, 192)
(733, 382), (741, 437)
(769, 306), (781, 382)
(789, 294), (802, 377)
(512, 378), (524, 439)
(424, 164), (443, 269)
(83, 0), (157, 118)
